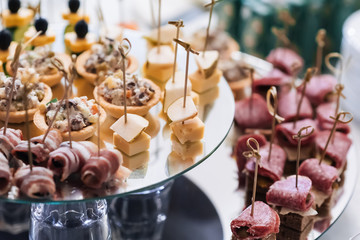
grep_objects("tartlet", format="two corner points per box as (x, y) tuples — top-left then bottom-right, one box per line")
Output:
(76, 50), (138, 85)
(33, 97), (107, 141)
(93, 74), (161, 118)
(0, 83), (52, 123)
(6, 48), (72, 87)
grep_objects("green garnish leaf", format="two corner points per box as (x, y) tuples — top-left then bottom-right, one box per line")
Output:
(47, 98), (58, 105)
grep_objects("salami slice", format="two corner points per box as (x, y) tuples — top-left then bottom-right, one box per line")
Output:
(278, 87), (313, 122)
(266, 48), (304, 76)
(245, 143), (286, 182)
(299, 158), (339, 195)
(266, 175), (314, 211)
(231, 201), (280, 240)
(299, 74), (336, 106)
(275, 119), (317, 147)
(316, 103), (350, 134)
(234, 94), (273, 130)
(315, 131), (352, 169)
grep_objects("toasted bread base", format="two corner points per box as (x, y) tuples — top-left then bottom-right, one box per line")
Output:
(33, 105), (107, 141)
(93, 78), (161, 119)
(76, 50), (139, 85)
(6, 53), (72, 87)
(0, 84), (52, 123)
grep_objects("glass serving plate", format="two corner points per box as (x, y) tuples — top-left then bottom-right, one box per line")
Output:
(0, 30), (235, 204)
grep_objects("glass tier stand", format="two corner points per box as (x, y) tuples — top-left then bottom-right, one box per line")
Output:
(0, 28), (235, 239)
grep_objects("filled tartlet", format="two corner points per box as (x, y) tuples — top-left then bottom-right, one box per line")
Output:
(94, 73), (161, 118)
(76, 38), (138, 85)
(0, 70), (52, 123)
(33, 96), (106, 141)
(6, 45), (71, 87)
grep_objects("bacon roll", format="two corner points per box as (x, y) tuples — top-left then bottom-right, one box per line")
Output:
(12, 130), (62, 164)
(81, 149), (123, 189)
(14, 166), (56, 199)
(0, 127), (23, 159)
(0, 153), (11, 195)
(266, 175), (314, 212)
(231, 201), (280, 240)
(48, 141), (98, 181)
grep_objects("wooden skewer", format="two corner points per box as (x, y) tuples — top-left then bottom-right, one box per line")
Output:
(319, 112), (353, 165)
(266, 86), (284, 162)
(168, 20), (184, 83)
(315, 29), (326, 73)
(293, 67), (317, 129)
(272, 27), (290, 48)
(203, 0), (221, 57)
(292, 126), (314, 188)
(278, 10), (295, 37)
(242, 137), (261, 217)
(157, 0), (161, 54)
(173, 38), (199, 108)
(23, 75), (35, 171)
(118, 38), (132, 123)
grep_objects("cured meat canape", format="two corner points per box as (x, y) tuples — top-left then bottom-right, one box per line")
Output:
(253, 69), (291, 97)
(266, 48), (304, 76)
(266, 175), (316, 239)
(14, 165), (56, 199)
(48, 141), (98, 181)
(316, 103), (350, 134)
(0, 127), (23, 159)
(12, 129), (62, 165)
(81, 149), (123, 189)
(231, 201), (280, 240)
(234, 94), (272, 130)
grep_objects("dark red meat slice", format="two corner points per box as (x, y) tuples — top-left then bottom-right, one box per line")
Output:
(266, 48), (304, 76)
(315, 131), (352, 169)
(231, 201), (280, 240)
(266, 175), (314, 211)
(299, 158), (339, 195)
(234, 94), (273, 130)
(316, 103), (350, 134)
(253, 68), (291, 94)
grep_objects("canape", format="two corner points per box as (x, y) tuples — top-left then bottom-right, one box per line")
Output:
(33, 96), (106, 141)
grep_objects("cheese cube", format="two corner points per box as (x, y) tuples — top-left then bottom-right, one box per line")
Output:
(122, 150), (150, 171)
(198, 86), (220, 106)
(142, 63), (173, 83)
(170, 116), (205, 144)
(167, 97), (198, 123)
(171, 134), (203, 159)
(163, 71), (192, 112)
(194, 51), (219, 78)
(191, 91), (199, 106)
(189, 68), (222, 93)
(110, 114), (149, 142)
(113, 131), (151, 156)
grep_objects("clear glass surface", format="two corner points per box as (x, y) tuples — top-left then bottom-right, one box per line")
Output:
(0, 30), (235, 204)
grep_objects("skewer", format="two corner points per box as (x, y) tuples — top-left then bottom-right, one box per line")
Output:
(319, 112), (353, 165)
(157, 0), (161, 54)
(278, 10), (295, 37)
(315, 29), (326, 73)
(242, 138), (261, 217)
(293, 67), (317, 129)
(266, 86), (284, 162)
(118, 38), (132, 123)
(168, 19), (184, 83)
(173, 38), (199, 108)
(149, 0), (156, 28)
(271, 27), (290, 48)
(203, 0), (221, 57)
(292, 126), (314, 188)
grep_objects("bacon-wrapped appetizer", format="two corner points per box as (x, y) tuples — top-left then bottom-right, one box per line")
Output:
(76, 38), (138, 85)
(0, 153), (11, 195)
(6, 46), (71, 87)
(34, 96), (106, 141)
(231, 201), (280, 240)
(266, 175), (317, 239)
(299, 158), (339, 216)
(278, 87), (313, 122)
(48, 141), (97, 181)
(80, 149), (123, 189)
(266, 48), (304, 76)
(94, 73), (161, 118)
(316, 103), (350, 134)
(14, 165), (56, 199)
(0, 71), (52, 123)
(12, 129), (62, 165)
(0, 127), (23, 159)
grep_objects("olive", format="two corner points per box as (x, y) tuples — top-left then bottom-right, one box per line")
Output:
(0, 29), (12, 51)
(74, 20), (88, 39)
(68, 0), (80, 13)
(34, 17), (48, 35)
(8, 0), (20, 14)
